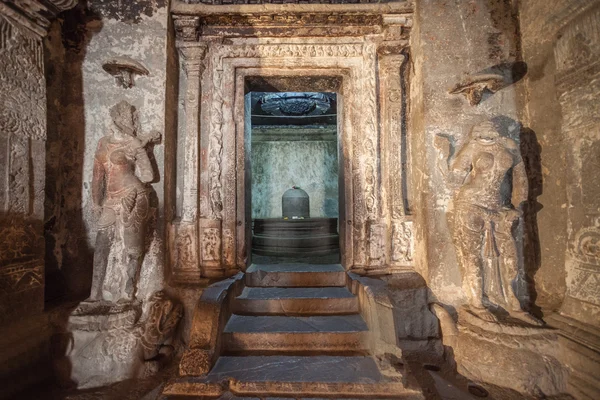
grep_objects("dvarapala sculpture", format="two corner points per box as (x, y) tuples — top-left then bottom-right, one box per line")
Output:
(89, 101), (160, 303)
(446, 121), (541, 325)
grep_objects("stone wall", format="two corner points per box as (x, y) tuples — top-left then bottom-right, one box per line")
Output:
(516, 0), (575, 314)
(251, 133), (339, 219)
(0, 1), (78, 397)
(410, 0), (526, 308)
(44, 0), (172, 306)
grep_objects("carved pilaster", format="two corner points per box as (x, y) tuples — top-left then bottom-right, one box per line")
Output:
(553, 5), (600, 398)
(179, 43), (207, 222)
(554, 4), (600, 328)
(0, 1), (72, 323)
(378, 44), (413, 270)
(170, 43), (207, 285)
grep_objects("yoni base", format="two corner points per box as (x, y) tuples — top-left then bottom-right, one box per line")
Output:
(453, 308), (568, 397)
(55, 301), (153, 389)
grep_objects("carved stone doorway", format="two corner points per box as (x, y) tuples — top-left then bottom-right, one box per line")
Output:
(169, 11), (414, 284)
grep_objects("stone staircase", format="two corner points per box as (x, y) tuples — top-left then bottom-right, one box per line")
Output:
(164, 263), (423, 399)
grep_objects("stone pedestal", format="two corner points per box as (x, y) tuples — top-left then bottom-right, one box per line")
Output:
(55, 292), (182, 389)
(453, 309), (568, 396)
(58, 302), (146, 389)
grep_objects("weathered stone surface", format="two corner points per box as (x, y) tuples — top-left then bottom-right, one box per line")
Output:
(1, 0), (598, 398)
(245, 263), (346, 287)
(165, 355), (422, 399)
(55, 291), (182, 389)
(222, 314), (369, 354)
(441, 120), (541, 326)
(453, 309), (567, 397)
(0, 0), (77, 396)
(234, 286), (358, 315)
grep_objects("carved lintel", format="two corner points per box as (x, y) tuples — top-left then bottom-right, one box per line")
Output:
(174, 15), (201, 42)
(0, 0), (78, 37)
(198, 12), (384, 27)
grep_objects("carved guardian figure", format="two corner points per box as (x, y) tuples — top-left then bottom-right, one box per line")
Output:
(89, 101), (159, 302)
(448, 121), (540, 325)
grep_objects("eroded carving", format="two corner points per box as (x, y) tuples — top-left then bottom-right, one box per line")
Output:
(173, 15), (201, 42)
(0, 15), (45, 142)
(102, 57), (149, 89)
(64, 291), (182, 388)
(140, 291), (183, 360)
(443, 121), (540, 325)
(449, 62), (528, 106)
(391, 220), (413, 264)
(202, 227), (221, 262)
(449, 74), (505, 106)
(567, 218), (600, 305)
(88, 101), (161, 303)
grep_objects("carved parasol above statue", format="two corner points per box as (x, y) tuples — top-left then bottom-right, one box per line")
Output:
(103, 56), (149, 89)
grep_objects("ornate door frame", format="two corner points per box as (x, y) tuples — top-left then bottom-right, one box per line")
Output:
(169, 12), (414, 284)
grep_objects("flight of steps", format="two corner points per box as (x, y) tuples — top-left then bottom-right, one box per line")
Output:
(179, 263), (422, 399)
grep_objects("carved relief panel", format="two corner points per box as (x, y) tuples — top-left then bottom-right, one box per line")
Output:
(0, 13), (46, 323)
(554, 5), (600, 325)
(0, 0), (79, 323)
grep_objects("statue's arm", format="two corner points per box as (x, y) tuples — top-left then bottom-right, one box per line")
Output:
(92, 149), (105, 208)
(448, 143), (473, 184)
(135, 145), (154, 183)
(512, 158), (528, 207)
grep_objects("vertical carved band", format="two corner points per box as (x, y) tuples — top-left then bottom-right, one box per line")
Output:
(179, 44), (207, 223)
(554, 6), (600, 317)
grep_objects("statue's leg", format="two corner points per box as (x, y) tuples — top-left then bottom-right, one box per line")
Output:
(497, 228), (543, 325)
(455, 209), (486, 309)
(89, 226), (114, 301)
(121, 192), (149, 301)
(496, 231), (521, 311)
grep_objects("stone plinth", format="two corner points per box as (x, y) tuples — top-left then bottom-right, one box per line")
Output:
(57, 302), (145, 389)
(453, 309), (568, 396)
(252, 218), (339, 258)
(55, 292), (182, 389)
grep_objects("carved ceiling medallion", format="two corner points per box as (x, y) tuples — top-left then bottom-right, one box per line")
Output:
(260, 92), (332, 116)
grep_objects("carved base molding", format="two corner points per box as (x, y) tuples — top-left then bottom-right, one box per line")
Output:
(52, 293), (182, 389)
(547, 313), (600, 400)
(454, 312), (568, 396)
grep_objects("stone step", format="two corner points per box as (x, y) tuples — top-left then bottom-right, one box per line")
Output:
(245, 263), (346, 287)
(222, 314), (369, 354)
(163, 356), (422, 399)
(233, 286), (359, 315)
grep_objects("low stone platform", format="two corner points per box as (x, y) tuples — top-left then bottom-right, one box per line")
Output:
(223, 314), (369, 354)
(252, 218), (339, 257)
(165, 263), (422, 398)
(245, 263), (346, 287)
(165, 355), (420, 399)
(233, 286), (358, 315)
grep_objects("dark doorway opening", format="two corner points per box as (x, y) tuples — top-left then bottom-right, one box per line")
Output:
(246, 91), (341, 265)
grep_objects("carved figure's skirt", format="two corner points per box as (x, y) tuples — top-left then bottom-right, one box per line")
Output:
(98, 187), (150, 230)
